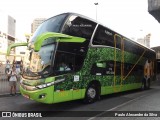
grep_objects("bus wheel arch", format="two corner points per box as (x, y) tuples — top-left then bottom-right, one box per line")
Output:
(84, 80), (101, 103)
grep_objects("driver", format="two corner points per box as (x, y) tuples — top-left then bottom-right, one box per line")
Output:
(59, 62), (71, 71)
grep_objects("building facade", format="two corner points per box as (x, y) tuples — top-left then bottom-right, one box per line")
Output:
(31, 18), (46, 33)
(0, 10), (16, 62)
(152, 46), (160, 60)
(137, 34), (151, 48)
(152, 46), (160, 74)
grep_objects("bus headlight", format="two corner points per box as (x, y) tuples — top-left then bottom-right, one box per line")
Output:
(35, 78), (65, 89)
(36, 81), (55, 89)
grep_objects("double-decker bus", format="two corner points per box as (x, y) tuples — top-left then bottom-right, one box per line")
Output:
(7, 13), (156, 104)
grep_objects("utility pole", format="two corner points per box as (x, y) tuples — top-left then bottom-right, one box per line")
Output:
(94, 2), (98, 21)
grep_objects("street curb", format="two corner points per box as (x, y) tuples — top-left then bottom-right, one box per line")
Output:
(0, 92), (21, 98)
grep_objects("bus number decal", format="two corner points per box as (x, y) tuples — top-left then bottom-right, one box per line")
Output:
(74, 75), (79, 82)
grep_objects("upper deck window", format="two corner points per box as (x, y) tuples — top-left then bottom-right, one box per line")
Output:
(92, 25), (114, 47)
(30, 14), (68, 43)
(62, 15), (96, 40)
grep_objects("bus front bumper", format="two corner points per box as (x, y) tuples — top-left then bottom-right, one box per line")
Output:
(20, 85), (54, 104)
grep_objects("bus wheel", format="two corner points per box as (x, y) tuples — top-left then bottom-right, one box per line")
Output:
(84, 84), (99, 103)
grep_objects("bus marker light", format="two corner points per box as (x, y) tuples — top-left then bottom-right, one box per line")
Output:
(39, 94), (46, 99)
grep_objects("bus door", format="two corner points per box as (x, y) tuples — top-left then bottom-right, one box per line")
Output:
(53, 52), (85, 102)
(113, 34), (124, 92)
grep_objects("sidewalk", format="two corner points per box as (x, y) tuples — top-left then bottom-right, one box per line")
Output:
(0, 64), (20, 95)
(0, 78), (20, 95)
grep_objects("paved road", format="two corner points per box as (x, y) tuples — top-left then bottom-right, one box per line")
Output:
(0, 80), (160, 120)
(89, 81), (160, 120)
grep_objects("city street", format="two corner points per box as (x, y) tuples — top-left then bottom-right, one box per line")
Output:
(0, 80), (160, 120)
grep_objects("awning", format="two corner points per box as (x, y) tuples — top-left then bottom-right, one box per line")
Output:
(148, 0), (160, 23)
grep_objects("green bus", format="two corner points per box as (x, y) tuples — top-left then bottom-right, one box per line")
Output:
(7, 13), (156, 104)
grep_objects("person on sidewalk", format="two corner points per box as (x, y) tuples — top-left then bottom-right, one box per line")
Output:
(5, 60), (10, 74)
(8, 66), (18, 96)
(12, 59), (16, 67)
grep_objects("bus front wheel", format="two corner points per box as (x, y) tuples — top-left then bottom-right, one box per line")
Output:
(84, 84), (100, 103)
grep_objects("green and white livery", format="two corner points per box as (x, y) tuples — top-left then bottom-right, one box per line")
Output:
(7, 13), (156, 104)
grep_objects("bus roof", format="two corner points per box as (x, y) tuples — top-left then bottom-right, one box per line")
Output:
(45, 12), (155, 53)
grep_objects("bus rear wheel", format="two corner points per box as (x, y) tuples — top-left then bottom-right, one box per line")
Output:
(84, 84), (99, 103)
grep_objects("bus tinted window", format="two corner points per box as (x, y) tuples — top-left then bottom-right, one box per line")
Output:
(53, 51), (85, 74)
(31, 14), (67, 43)
(62, 15), (96, 40)
(115, 35), (121, 49)
(124, 39), (145, 57)
(90, 60), (143, 76)
(92, 25), (114, 47)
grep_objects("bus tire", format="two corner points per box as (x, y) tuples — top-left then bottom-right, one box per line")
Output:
(84, 84), (100, 104)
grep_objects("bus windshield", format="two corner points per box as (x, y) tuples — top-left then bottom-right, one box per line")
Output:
(22, 14), (68, 78)
(30, 14), (67, 43)
(23, 43), (55, 78)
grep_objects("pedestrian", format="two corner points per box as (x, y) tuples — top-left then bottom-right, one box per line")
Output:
(20, 59), (23, 72)
(5, 60), (10, 74)
(8, 66), (18, 96)
(12, 59), (16, 67)
(16, 61), (21, 74)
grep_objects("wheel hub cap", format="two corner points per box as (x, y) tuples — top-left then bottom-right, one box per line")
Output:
(87, 88), (96, 98)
